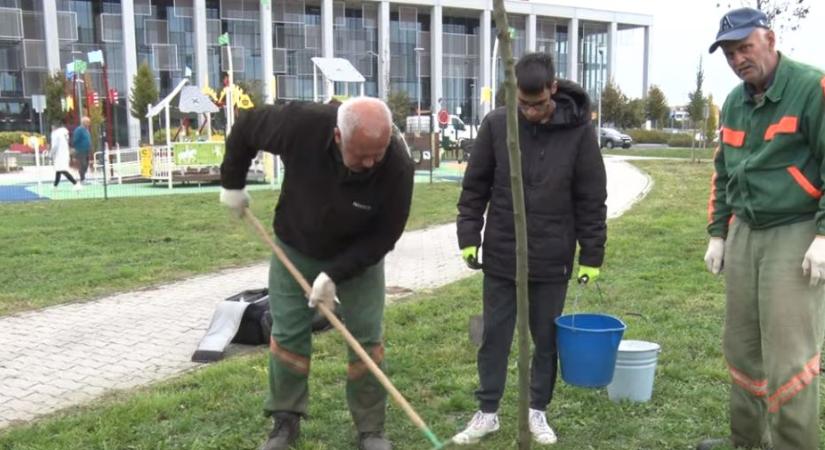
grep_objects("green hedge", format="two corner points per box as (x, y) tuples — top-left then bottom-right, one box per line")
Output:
(625, 128), (694, 147)
(666, 133), (694, 147)
(626, 129), (671, 144)
(0, 131), (45, 151)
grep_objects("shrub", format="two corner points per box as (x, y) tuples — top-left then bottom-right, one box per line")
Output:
(0, 131), (45, 151)
(151, 127), (199, 144)
(667, 133), (694, 147)
(625, 129), (671, 144)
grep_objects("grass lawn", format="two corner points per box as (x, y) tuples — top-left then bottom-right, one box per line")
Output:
(2, 159), (787, 449)
(0, 182), (461, 316)
(603, 146), (715, 160)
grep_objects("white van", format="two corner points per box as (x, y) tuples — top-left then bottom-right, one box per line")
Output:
(405, 114), (476, 143)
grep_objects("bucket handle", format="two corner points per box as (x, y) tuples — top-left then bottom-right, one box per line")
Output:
(570, 278), (606, 330)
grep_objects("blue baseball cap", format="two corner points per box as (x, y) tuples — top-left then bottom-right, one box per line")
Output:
(709, 7), (770, 53)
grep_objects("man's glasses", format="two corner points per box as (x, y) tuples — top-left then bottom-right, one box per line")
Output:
(517, 97), (551, 113)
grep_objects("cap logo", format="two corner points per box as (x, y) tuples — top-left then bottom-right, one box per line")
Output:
(721, 15), (734, 31)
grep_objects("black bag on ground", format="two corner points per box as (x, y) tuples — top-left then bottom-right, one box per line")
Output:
(192, 287), (340, 363)
(228, 289), (271, 345)
(227, 288), (337, 344)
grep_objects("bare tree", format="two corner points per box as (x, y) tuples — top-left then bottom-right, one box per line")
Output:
(716, 0), (810, 33)
(492, 1), (531, 448)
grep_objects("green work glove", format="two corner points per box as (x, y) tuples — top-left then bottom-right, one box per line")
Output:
(577, 265), (600, 284)
(461, 246), (482, 270)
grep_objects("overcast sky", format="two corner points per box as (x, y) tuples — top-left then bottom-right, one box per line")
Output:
(609, 0), (825, 106)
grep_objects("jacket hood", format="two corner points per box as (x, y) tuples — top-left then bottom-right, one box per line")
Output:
(547, 79), (592, 128)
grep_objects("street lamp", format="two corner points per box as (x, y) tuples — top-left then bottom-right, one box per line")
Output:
(413, 47), (424, 133)
(71, 50), (84, 120)
(367, 50), (388, 100)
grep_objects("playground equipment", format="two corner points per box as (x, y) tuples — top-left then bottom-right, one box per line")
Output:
(139, 78), (265, 188)
(310, 57), (366, 102)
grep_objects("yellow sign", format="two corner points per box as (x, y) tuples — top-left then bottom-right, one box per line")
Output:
(481, 86), (492, 104)
(140, 146), (153, 178)
(202, 86), (218, 102)
(237, 94), (254, 109)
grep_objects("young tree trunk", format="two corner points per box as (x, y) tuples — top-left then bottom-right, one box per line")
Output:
(492, 2), (531, 449)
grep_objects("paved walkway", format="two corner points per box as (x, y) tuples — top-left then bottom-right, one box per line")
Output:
(0, 159), (651, 430)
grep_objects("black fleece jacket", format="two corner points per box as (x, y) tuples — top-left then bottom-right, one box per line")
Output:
(456, 80), (607, 282)
(221, 101), (414, 283)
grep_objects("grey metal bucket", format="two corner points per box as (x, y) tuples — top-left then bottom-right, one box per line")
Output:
(607, 340), (661, 403)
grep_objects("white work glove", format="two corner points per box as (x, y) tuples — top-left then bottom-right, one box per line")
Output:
(704, 237), (725, 275)
(219, 188), (250, 218)
(802, 237), (825, 287)
(308, 272), (340, 310)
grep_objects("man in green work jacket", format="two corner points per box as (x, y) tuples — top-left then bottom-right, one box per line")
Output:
(700, 7), (825, 450)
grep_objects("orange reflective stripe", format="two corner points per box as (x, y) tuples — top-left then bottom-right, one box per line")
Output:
(728, 364), (768, 397)
(768, 354), (820, 413)
(821, 76), (825, 97)
(721, 127), (745, 147)
(764, 116), (798, 141)
(728, 215), (735, 226)
(347, 344), (385, 380)
(787, 166), (823, 199)
(270, 338), (310, 375)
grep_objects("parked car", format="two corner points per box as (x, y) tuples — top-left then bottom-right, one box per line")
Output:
(599, 127), (633, 149)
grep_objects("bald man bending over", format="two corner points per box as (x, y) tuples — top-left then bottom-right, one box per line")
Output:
(220, 97), (414, 450)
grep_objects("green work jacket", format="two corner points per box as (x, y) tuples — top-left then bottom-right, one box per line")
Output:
(708, 54), (825, 238)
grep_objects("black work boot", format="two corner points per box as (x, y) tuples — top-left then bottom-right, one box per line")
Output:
(260, 413), (301, 450)
(358, 431), (392, 450)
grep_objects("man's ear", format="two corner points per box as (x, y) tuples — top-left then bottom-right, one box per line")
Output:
(549, 80), (558, 96)
(334, 127), (342, 145)
(766, 29), (776, 51)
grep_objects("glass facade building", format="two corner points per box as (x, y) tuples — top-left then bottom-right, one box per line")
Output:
(0, 0), (651, 146)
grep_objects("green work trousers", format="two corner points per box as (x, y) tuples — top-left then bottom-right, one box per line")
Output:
(263, 238), (388, 433)
(723, 218), (825, 449)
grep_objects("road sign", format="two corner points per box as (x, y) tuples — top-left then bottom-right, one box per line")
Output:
(31, 95), (46, 113)
(422, 151), (432, 160)
(437, 109), (449, 126)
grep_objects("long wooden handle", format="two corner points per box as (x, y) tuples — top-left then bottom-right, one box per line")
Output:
(243, 209), (432, 433)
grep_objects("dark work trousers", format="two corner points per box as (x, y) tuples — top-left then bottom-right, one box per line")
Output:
(475, 273), (567, 413)
(54, 171), (77, 186)
(76, 152), (89, 182)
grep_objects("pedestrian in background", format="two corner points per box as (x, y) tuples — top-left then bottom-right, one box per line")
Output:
(72, 116), (92, 183)
(50, 119), (81, 191)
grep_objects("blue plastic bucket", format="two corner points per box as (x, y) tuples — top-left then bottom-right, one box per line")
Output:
(555, 313), (626, 388)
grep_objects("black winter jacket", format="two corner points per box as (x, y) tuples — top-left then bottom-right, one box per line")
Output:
(221, 101), (414, 283)
(456, 80), (607, 282)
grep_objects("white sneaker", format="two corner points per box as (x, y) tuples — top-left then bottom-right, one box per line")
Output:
(529, 408), (557, 445)
(452, 410), (500, 445)
(72, 183), (83, 191)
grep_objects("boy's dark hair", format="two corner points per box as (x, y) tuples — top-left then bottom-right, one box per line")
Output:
(515, 52), (556, 94)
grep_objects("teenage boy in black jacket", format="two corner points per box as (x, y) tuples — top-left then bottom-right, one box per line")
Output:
(454, 52), (607, 445)
(220, 97), (414, 450)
